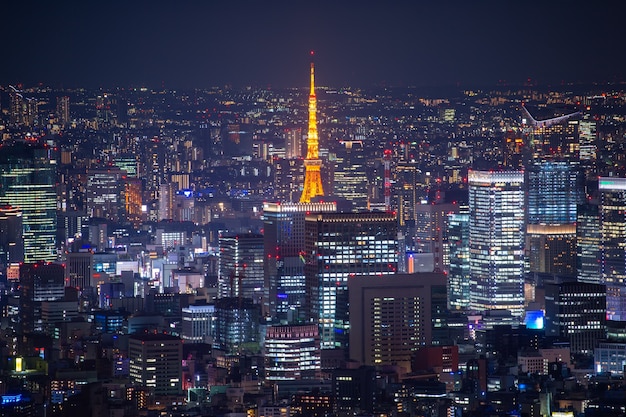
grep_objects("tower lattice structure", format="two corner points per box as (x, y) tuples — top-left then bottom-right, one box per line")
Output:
(300, 55), (324, 203)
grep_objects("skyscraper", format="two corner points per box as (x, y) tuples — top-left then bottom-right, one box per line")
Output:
(263, 202), (337, 321)
(526, 160), (582, 225)
(598, 177), (626, 320)
(304, 211), (398, 349)
(19, 262), (66, 334)
(468, 171), (525, 317)
(0, 143), (57, 262)
(300, 54), (324, 203)
(0, 206), (23, 273)
(218, 233), (264, 303)
(448, 205), (470, 310)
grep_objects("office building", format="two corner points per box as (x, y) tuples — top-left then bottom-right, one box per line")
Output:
(66, 251), (93, 290)
(577, 202), (601, 284)
(305, 211), (398, 349)
(348, 272), (446, 372)
(526, 161), (582, 225)
(56, 96), (70, 125)
(0, 206), (24, 273)
(86, 167), (124, 222)
(544, 281), (606, 354)
(128, 333), (182, 396)
(0, 143), (57, 262)
(218, 233), (264, 303)
(448, 205), (470, 310)
(468, 170), (525, 316)
(599, 177), (626, 320)
(526, 224), (577, 277)
(264, 324), (321, 381)
(213, 297), (260, 354)
(415, 201), (459, 272)
(263, 202), (336, 321)
(19, 262), (66, 333)
(181, 304), (215, 344)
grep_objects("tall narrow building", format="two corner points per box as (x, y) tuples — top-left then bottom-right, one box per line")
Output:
(468, 171), (525, 317)
(300, 54), (324, 203)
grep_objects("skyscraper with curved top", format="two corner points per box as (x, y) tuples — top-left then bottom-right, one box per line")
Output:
(300, 53), (324, 203)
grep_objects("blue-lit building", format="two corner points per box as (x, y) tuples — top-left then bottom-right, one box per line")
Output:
(526, 160), (582, 225)
(304, 211), (398, 350)
(447, 205), (470, 310)
(213, 297), (260, 353)
(468, 171), (525, 317)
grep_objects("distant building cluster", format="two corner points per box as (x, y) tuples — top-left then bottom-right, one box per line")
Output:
(1, 75), (626, 416)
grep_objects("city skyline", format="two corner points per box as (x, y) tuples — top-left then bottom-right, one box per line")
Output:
(1, 1), (626, 89)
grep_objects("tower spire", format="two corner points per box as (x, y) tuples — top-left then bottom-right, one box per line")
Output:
(300, 52), (324, 203)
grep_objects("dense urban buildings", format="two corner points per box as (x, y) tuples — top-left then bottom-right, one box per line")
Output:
(2, 64), (626, 416)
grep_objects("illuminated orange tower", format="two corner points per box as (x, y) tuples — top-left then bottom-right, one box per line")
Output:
(300, 52), (324, 203)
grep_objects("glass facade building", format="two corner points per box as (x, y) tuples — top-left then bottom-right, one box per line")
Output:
(0, 144), (57, 262)
(263, 202), (336, 321)
(304, 211), (398, 349)
(599, 177), (626, 321)
(218, 233), (265, 303)
(527, 160), (582, 225)
(448, 205), (470, 310)
(468, 171), (525, 317)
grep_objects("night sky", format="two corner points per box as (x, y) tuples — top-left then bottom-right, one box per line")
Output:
(1, 0), (625, 89)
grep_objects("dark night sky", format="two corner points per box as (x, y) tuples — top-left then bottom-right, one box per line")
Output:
(1, 0), (625, 89)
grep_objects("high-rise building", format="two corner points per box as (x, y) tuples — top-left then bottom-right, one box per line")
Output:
(598, 177), (626, 320)
(86, 168), (124, 222)
(304, 211), (398, 349)
(332, 143), (369, 211)
(526, 224), (577, 277)
(544, 281), (606, 354)
(66, 251), (94, 291)
(448, 205), (470, 310)
(527, 160), (582, 225)
(264, 324), (321, 381)
(415, 201), (459, 272)
(0, 143), (57, 262)
(285, 127), (303, 159)
(577, 202), (601, 284)
(213, 297), (260, 353)
(0, 206), (23, 273)
(273, 158), (305, 202)
(263, 202), (336, 321)
(19, 262), (66, 334)
(468, 170), (525, 317)
(218, 233), (264, 303)
(348, 272), (446, 372)
(300, 55), (324, 203)
(56, 96), (70, 126)
(124, 177), (143, 227)
(128, 333), (182, 396)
